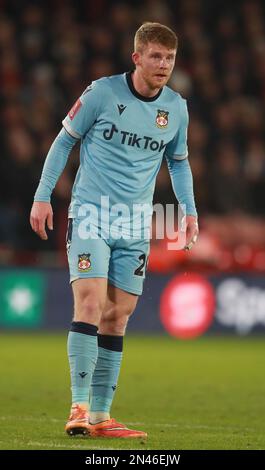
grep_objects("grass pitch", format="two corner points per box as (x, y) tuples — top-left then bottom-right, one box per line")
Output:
(0, 333), (264, 450)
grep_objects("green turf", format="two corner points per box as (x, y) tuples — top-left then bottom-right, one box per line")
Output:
(0, 333), (264, 450)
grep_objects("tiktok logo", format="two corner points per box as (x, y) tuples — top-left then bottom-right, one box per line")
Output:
(102, 124), (166, 152)
(103, 124), (118, 140)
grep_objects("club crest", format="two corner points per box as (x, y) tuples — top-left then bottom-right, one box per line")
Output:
(78, 253), (91, 272)
(156, 109), (169, 128)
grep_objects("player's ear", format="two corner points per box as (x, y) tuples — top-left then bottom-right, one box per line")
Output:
(132, 51), (141, 66)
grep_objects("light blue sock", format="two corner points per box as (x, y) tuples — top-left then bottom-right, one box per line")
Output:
(90, 335), (123, 413)
(67, 322), (98, 405)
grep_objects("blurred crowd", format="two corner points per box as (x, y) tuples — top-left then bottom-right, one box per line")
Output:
(0, 0), (264, 271)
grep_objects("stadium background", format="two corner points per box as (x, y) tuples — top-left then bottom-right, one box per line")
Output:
(0, 0), (265, 450)
(0, 0), (264, 337)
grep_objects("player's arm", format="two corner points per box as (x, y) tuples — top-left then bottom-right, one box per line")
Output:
(30, 128), (78, 240)
(30, 81), (104, 240)
(165, 99), (198, 250)
(166, 156), (198, 250)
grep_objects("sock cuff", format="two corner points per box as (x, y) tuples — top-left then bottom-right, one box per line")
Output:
(70, 321), (98, 336)
(98, 334), (123, 352)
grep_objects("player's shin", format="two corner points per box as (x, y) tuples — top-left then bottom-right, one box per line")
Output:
(67, 322), (98, 405)
(89, 334), (123, 424)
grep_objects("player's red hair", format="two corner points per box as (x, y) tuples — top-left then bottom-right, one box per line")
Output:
(134, 22), (178, 52)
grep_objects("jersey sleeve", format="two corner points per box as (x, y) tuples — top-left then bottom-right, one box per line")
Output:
(165, 98), (189, 160)
(62, 81), (104, 139)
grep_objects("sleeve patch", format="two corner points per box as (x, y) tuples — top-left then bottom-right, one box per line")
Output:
(68, 98), (82, 120)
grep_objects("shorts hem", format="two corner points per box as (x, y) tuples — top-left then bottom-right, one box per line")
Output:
(70, 274), (108, 284)
(108, 277), (143, 296)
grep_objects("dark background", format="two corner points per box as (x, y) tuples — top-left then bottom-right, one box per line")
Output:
(0, 0), (264, 274)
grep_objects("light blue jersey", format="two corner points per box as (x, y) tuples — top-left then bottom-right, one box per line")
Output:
(62, 72), (189, 229)
(34, 71), (196, 294)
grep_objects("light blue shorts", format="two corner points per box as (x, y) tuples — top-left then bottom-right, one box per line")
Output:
(66, 218), (150, 295)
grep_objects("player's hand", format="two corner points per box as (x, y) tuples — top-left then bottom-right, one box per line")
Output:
(183, 215), (199, 251)
(30, 201), (53, 240)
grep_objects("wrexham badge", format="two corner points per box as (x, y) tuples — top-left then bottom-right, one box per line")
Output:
(156, 109), (169, 128)
(78, 253), (91, 272)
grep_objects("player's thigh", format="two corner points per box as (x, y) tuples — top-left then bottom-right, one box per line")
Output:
(108, 238), (150, 296)
(66, 218), (111, 283)
(72, 277), (108, 322)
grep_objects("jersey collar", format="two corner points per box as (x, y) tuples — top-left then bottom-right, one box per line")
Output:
(125, 71), (163, 102)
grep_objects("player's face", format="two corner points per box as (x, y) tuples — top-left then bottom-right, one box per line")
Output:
(133, 42), (176, 90)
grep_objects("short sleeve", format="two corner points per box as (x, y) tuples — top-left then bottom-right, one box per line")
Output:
(62, 81), (103, 139)
(165, 98), (189, 160)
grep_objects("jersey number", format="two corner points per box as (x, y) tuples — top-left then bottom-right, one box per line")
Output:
(134, 254), (146, 277)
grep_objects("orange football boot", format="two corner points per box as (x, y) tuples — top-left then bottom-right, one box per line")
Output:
(65, 404), (90, 436)
(90, 418), (147, 439)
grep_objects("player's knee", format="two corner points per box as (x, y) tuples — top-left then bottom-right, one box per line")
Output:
(111, 303), (135, 321)
(101, 314), (130, 336)
(81, 295), (104, 315)
(100, 304), (134, 334)
(75, 294), (104, 322)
